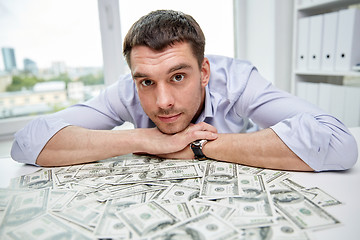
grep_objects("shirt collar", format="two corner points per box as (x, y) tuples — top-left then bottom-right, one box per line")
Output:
(195, 85), (214, 123)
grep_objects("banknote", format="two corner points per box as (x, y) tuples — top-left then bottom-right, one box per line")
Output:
(190, 199), (236, 219)
(97, 183), (166, 202)
(282, 178), (342, 207)
(269, 181), (340, 230)
(117, 200), (179, 238)
(216, 174), (276, 228)
(238, 165), (290, 183)
(151, 212), (239, 240)
(0, 188), (30, 210)
(9, 169), (53, 189)
(200, 161), (242, 198)
(158, 183), (200, 202)
(161, 202), (195, 220)
(117, 164), (203, 184)
(6, 214), (92, 240)
(49, 189), (78, 211)
(0, 188), (50, 235)
(299, 187), (342, 207)
(94, 198), (136, 239)
(53, 203), (102, 231)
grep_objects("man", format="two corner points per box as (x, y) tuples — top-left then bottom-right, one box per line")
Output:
(11, 10), (357, 171)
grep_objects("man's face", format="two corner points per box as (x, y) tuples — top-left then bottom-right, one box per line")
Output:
(130, 42), (210, 134)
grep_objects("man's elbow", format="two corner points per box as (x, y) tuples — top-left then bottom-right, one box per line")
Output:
(339, 132), (358, 170)
(10, 141), (38, 166)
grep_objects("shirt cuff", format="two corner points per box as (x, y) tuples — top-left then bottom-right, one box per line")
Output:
(270, 113), (332, 171)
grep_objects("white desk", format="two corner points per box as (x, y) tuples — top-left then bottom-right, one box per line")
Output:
(1, 127), (359, 240)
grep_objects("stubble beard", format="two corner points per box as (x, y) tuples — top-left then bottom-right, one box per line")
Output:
(152, 109), (191, 135)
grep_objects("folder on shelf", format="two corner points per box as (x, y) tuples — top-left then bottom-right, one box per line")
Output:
(335, 8), (360, 71)
(321, 11), (338, 71)
(308, 14), (323, 70)
(296, 81), (318, 106)
(296, 17), (310, 71)
(318, 83), (345, 123)
(343, 85), (360, 127)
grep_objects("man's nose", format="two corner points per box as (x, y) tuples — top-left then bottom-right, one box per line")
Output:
(156, 83), (174, 109)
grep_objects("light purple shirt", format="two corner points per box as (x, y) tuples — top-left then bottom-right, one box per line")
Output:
(11, 55), (358, 171)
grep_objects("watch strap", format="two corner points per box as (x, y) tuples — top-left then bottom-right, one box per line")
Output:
(190, 139), (208, 160)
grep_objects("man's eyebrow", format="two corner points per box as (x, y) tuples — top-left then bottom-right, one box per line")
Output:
(132, 63), (192, 79)
(167, 64), (192, 74)
(132, 72), (148, 79)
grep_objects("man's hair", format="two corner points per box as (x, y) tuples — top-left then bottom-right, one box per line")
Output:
(123, 10), (205, 68)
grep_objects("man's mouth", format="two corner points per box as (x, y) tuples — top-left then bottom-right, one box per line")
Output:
(157, 113), (182, 123)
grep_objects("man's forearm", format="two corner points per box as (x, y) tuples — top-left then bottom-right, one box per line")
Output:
(36, 122), (218, 167)
(203, 128), (314, 171)
(36, 126), (142, 166)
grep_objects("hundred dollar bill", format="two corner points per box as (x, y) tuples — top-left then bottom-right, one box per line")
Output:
(49, 189), (78, 211)
(94, 198), (136, 239)
(117, 201), (180, 238)
(238, 165), (290, 184)
(282, 178), (342, 207)
(233, 209), (310, 240)
(200, 162), (242, 198)
(97, 183), (166, 202)
(9, 169), (53, 189)
(0, 188), (30, 210)
(300, 187), (342, 207)
(117, 164), (203, 184)
(53, 203), (102, 231)
(269, 181), (340, 230)
(162, 202), (195, 221)
(6, 214), (92, 240)
(151, 212), (239, 240)
(0, 188), (50, 235)
(158, 183), (200, 202)
(190, 199), (236, 219)
(217, 174), (276, 228)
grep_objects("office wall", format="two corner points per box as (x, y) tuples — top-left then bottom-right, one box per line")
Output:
(234, 0), (293, 92)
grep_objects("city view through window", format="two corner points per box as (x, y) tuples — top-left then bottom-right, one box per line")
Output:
(0, 0), (104, 119)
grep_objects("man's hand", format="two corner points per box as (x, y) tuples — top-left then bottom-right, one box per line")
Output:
(137, 122), (218, 157)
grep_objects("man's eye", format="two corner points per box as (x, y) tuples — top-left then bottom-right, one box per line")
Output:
(141, 79), (154, 86)
(172, 74), (184, 82)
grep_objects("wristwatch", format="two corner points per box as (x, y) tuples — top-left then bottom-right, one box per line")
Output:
(190, 139), (208, 160)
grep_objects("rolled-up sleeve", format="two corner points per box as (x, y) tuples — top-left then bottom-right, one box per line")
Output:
(11, 117), (71, 165)
(237, 69), (358, 171)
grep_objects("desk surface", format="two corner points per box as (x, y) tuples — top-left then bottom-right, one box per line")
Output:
(1, 127), (359, 240)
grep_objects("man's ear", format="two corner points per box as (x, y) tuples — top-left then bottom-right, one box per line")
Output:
(200, 58), (210, 87)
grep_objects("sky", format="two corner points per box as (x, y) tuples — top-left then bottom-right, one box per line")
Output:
(0, 0), (233, 70)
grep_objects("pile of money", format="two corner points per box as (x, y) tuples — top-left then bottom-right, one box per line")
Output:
(0, 154), (342, 239)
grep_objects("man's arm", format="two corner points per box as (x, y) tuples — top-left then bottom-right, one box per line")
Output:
(36, 122), (218, 167)
(157, 128), (313, 171)
(204, 128), (313, 171)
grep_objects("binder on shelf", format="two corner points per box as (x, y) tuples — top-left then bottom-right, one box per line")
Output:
(343, 85), (360, 127)
(296, 81), (318, 106)
(321, 11), (338, 71)
(318, 83), (345, 123)
(335, 8), (360, 71)
(308, 14), (323, 70)
(296, 17), (310, 71)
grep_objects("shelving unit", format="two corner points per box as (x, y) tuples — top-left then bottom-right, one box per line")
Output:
(291, 0), (360, 127)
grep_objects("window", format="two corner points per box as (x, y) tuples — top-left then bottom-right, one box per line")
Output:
(0, 0), (104, 120)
